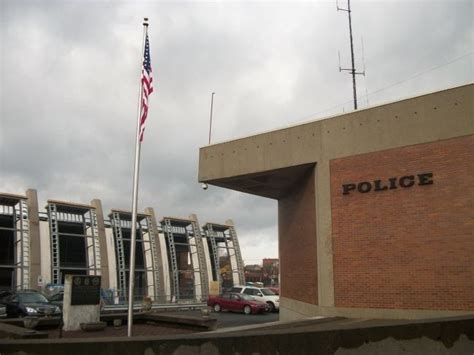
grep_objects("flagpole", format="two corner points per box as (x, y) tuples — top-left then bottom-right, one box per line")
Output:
(127, 18), (149, 338)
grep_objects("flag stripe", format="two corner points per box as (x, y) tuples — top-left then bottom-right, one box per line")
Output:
(139, 33), (153, 142)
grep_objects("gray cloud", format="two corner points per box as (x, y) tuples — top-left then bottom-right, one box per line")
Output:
(1, 0), (472, 264)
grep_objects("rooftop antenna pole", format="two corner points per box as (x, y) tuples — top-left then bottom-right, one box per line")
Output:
(361, 36), (369, 107)
(337, 0), (365, 110)
(208, 92), (215, 144)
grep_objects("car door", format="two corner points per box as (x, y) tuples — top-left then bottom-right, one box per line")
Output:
(220, 293), (232, 310)
(5, 295), (20, 317)
(229, 294), (242, 311)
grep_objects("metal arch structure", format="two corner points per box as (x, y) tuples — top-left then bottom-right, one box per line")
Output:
(0, 194), (30, 290)
(109, 209), (160, 302)
(46, 200), (101, 285)
(160, 216), (209, 303)
(202, 221), (245, 290)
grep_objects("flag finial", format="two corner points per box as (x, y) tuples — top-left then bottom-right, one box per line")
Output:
(143, 17), (149, 26)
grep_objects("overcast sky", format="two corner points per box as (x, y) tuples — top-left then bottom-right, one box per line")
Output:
(1, 0), (472, 265)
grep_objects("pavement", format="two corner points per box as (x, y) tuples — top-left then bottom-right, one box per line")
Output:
(46, 323), (197, 339)
(0, 310), (217, 339)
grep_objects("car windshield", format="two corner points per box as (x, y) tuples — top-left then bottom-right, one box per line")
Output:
(260, 288), (275, 296)
(50, 293), (63, 301)
(18, 293), (49, 303)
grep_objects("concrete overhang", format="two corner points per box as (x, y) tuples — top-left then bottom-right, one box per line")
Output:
(160, 217), (195, 227)
(46, 199), (94, 215)
(0, 193), (27, 206)
(202, 164), (315, 200)
(109, 208), (150, 222)
(198, 84), (473, 199)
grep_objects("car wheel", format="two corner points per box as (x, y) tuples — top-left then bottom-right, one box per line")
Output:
(243, 305), (252, 315)
(267, 302), (275, 313)
(213, 303), (221, 312)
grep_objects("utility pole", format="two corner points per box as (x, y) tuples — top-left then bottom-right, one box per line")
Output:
(337, 0), (365, 110)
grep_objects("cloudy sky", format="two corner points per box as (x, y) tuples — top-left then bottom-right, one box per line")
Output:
(1, 0), (472, 265)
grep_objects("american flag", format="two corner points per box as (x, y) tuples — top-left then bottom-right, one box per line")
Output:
(139, 33), (153, 142)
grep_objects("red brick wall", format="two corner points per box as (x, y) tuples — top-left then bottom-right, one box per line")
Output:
(279, 167), (318, 305)
(331, 135), (474, 310)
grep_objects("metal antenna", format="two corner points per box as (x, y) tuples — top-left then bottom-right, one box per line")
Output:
(361, 36), (369, 107)
(208, 92), (215, 145)
(337, 0), (365, 110)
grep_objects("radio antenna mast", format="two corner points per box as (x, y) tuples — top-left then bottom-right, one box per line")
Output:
(337, 0), (365, 110)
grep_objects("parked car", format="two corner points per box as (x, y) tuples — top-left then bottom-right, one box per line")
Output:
(207, 292), (269, 315)
(268, 287), (280, 295)
(0, 304), (6, 318)
(0, 291), (61, 318)
(47, 289), (113, 309)
(229, 285), (280, 312)
(47, 291), (64, 309)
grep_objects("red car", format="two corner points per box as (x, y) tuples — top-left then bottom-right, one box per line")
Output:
(207, 293), (268, 315)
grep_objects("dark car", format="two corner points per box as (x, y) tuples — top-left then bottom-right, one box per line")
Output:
(48, 289), (113, 309)
(48, 291), (64, 309)
(1, 291), (61, 318)
(207, 292), (269, 315)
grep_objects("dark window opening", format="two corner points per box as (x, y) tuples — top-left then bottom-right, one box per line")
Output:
(58, 221), (85, 235)
(206, 241), (218, 281)
(58, 221), (87, 268)
(121, 228), (142, 241)
(0, 268), (14, 291)
(0, 229), (14, 265)
(0, 214), (14, 229)
(59, 235), (87, 268)
(122, 239), (145, 269)
(125, 271), (146, 300)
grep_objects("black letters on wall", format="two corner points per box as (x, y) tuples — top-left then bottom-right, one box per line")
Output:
(341, 172), (434, 195)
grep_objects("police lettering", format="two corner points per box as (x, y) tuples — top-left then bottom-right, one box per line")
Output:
(342, 172), (433, 195)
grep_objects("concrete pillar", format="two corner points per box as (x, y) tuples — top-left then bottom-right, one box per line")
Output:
(91, 199), (109, 289)
(26, 189), (41, 290)
(315, 161), (335, 308)
(144, 207), (166, 303)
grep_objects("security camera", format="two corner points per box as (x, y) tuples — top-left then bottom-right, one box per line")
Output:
(201, 183), (208, 190)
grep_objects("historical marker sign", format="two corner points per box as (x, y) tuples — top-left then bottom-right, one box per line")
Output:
(70, 275), (101, 306)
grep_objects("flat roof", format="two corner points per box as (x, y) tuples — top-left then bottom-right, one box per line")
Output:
(46, 200), (94, 214)
(202, 222), (231, 232)
(160, 217), (194, 227)
(109, 209), (150, 222)
(0, 193), (27, 206)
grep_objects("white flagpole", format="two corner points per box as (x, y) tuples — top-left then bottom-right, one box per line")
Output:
(127, 18), (149, 338)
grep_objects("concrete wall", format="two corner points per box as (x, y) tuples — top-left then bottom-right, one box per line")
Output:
(26, 189), (41, 290)
(279, 167), (318, 305)
(1, 316), (472, 355)
(91, 199), (109, 289)
(104, 228), (117, 291)
(198, 84), (474, 320)
(39, 221), (51, 286)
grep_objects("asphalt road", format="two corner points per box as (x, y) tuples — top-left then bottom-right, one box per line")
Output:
(213, 310), (279, 328)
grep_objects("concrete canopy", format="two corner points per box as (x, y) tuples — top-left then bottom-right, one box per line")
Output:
(201, 164), (315, 200)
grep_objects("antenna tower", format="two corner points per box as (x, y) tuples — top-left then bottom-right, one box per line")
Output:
(337, 0), (365, 110)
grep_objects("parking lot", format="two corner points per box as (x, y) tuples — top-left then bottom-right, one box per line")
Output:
(213, 310), (279, 328)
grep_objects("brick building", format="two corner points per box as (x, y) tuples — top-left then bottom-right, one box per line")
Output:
(198, 84), (474, 321)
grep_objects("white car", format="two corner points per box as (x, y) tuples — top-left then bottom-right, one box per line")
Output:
(230, 285), (280, 312)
